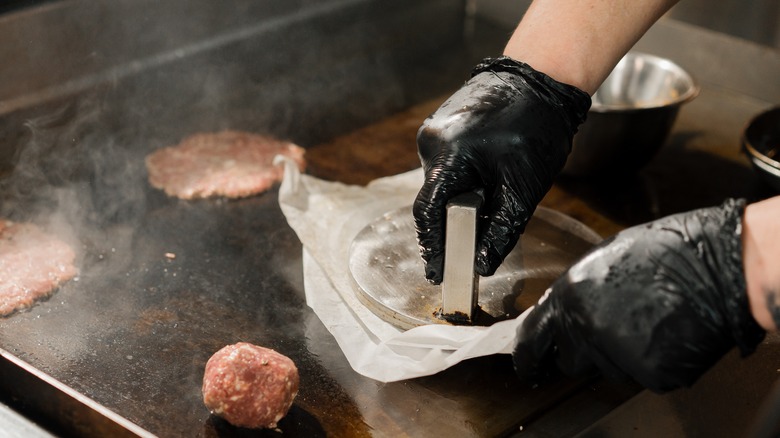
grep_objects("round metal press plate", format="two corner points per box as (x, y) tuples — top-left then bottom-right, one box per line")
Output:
(348, 206), (602, 330)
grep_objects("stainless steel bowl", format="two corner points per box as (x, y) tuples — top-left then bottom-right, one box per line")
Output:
(563, 52), (699, 177)
(743, 106), (780, 192)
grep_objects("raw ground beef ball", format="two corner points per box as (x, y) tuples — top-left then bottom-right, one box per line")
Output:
(202, 342), (299, 429)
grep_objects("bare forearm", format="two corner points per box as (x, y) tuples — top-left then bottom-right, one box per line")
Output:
(743, 196), (780, 331)
(503, 0), (679, 94)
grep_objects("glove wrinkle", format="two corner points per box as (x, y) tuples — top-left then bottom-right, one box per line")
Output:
(472, 57), (591, 133)
(512, 293), (559, 384)
(706, 199), (765, 355)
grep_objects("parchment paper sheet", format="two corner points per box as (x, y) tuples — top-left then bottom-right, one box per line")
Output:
(277, 157), (529, 382)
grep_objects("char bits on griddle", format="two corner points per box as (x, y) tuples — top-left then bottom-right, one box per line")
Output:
(0, 220), (78, 316)
(202, 342), (299, 429)
(145, 130), (306, 200)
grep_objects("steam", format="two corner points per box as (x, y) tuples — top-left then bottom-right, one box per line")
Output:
(0, 93), (155, 281)
(3, 97), (145, 220)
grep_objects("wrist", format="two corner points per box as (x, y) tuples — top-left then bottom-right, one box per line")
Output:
(502, 46), (603, 95)
(743, 196), (780, 331)
(502, 0), (680, 95)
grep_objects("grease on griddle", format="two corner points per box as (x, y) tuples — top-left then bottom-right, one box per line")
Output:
(434, 308), (472, 325)
(433, 306), (499, 326)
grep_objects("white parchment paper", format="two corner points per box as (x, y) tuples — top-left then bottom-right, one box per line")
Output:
(276, 157), (528, 382)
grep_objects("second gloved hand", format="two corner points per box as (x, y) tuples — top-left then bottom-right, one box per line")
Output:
(413, 57), (591, 284)
(512, 199), (766, 393)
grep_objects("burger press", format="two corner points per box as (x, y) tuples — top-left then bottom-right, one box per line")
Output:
(347, 202), (601, 330)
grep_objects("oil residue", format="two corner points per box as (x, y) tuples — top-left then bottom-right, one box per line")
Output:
(433, 307), (471, 325)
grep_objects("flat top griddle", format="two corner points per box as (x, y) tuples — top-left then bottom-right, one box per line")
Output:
(1, 81), (770, 437)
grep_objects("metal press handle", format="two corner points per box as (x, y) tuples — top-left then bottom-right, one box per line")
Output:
(439, 190), (484, 324)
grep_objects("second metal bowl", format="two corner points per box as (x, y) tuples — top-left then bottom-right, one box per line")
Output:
(743, 106), (780, 192)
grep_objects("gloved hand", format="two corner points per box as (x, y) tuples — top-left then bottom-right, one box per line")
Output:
(512, 199), (766, 393)
(413, 57), (591, 284)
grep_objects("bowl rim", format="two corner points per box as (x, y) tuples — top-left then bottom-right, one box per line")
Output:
(750, 155), (780, 178)
(742, 106), (780, 169)
(589, 51), (701, 113)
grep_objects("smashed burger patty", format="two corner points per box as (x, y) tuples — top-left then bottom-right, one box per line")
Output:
(0, 220), (78, 316)
(145, 130), (306, 200)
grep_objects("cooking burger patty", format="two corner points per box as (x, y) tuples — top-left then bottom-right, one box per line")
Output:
(202, 342), (299, 429)
(145, 130), (306, 200)
(0, 220), (78, 316)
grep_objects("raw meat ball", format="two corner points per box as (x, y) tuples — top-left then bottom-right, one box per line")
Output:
(202, 342), (299, 429)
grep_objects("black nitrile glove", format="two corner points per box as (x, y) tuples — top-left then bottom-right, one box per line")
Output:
(512, 199), (766, 393)
(413, 57), (591, 284)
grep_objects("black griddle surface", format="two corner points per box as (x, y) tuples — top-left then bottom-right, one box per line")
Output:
(0, 184), (351, 435)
